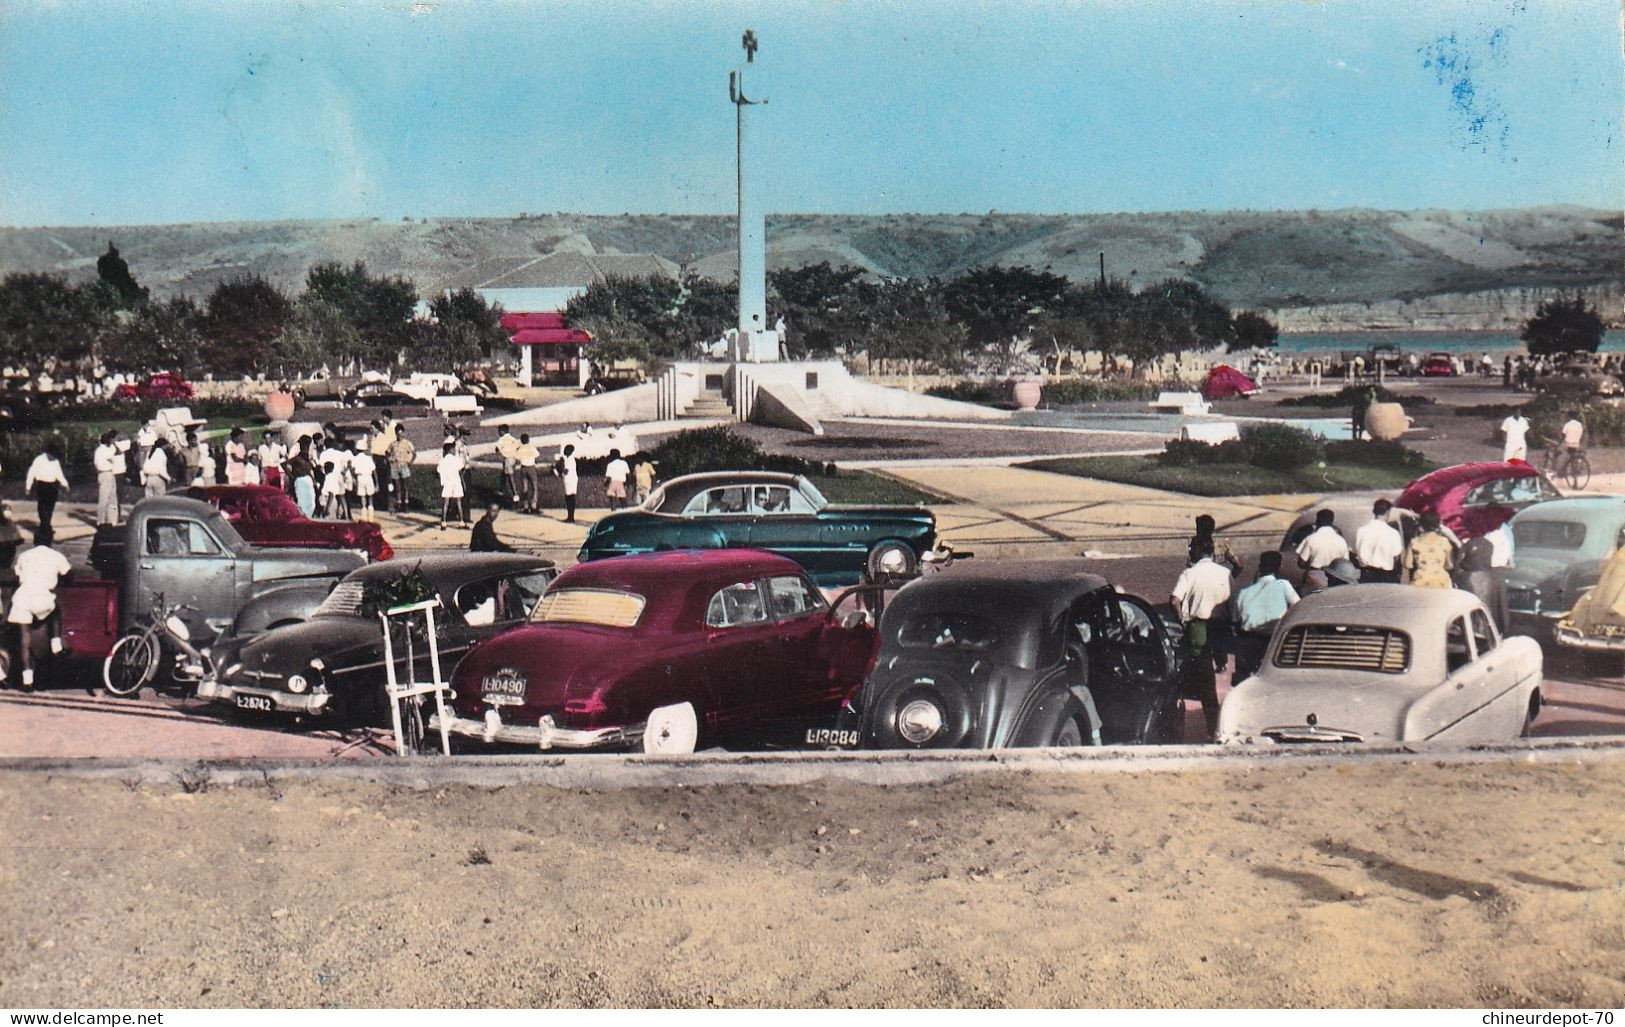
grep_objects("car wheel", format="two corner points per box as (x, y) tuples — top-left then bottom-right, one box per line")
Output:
(865, 541), (917, 582)
(1050, 716), (1084, 747)
(1520, 692), (1542, 739)
(642, 701), (699, 754)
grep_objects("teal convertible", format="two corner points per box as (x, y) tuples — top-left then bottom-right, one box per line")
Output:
(579, 471), (937, 587)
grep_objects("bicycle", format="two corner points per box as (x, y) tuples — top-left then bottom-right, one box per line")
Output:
(102, 592), (217, 698)
(1544, 442), (1591, 491)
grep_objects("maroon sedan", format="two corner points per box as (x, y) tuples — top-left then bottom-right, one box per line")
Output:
(435, 549), (879, 753)
(185, 484), (394, 561)
(1395, 461), (1560, 540)
(115, 372), (195, 400)
(1419, 354), (1457, 377)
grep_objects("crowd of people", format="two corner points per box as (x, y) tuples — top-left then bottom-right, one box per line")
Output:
(1170, 502), (1511, 741)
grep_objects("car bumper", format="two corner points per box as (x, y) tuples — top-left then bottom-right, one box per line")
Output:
(431, 711), (644, 751)
(196, 678), (332, 714)
(1554, 623), (1625, 652)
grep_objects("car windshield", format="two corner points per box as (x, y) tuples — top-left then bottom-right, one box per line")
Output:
(312, 573), (439, 619)
(897, 612), (1001, 653)
(254, 493), (305, 520)
(531, 588), (646, 628)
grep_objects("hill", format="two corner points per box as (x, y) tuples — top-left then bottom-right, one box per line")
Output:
(2, 207), (1619, 330)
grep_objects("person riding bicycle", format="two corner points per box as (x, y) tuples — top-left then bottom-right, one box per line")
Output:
(1560, 411), (1586, 459)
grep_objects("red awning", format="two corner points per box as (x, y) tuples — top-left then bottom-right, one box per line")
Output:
(500, 311), (568, 331)
(511, 327), (592, 346)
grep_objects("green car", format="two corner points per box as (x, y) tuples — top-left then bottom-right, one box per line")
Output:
(579, 471), (936, 587)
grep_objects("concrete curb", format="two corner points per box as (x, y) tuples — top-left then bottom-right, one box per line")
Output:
(5, 736), (1622, 791)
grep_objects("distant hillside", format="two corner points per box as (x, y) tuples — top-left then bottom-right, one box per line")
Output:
(1, 207), (1619, 330)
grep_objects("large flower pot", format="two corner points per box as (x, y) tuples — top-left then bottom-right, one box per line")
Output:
(1013, 380), (1043, 410)
(1366, 401), (1407, 441)
(263, 390), (297, 424)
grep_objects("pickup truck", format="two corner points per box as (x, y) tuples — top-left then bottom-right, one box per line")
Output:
(59, 496), (367, 661)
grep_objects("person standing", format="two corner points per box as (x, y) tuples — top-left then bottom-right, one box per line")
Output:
(7, 532), (71, 690)
(1350, 385), (1375, 442)
(1404, 511), (1456, 588)
(24, 441), (69, 545)
(386, 432), (417, 510)
(140, 441), (171, 498)
(495, 427), (520, 503)
(1354, 499), (1405, 583)
(1294, 509), (1350, 592)
(92, 430), (123, 526)
(352, 442), (378, 522)
(319, 459), (347, 519)
(366, 419), (394, 512)
(634, 458), (657, 506)
(515, 434), (541, 514)
(132, 422), (157, 488)
(1171, 538), (1233, 741)
(438, 443), (469, 528)
(604, 449), (630, 511)
(1231, 550), (1299, 684)
(1500, 409), (1531, 463)
(558, 443), (579, 524)
(224, 427), (249, 485)
(258, 434), (286, 490)
(288, 437), (318, 518)
(179, 431), (203, 487)
(1188, 514), (1241, 576)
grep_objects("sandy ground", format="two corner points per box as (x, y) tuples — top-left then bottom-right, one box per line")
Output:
(2, 758), (1623, 1009)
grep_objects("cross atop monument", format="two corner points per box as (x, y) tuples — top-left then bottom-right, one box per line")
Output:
(742, 29), (758, 62)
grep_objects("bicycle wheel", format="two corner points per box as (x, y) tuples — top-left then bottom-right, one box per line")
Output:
(1566, 454), (1591, 491)
(103, 631), (160, 698)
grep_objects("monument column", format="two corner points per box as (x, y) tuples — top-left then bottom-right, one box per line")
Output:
(730, 29), (774, 362)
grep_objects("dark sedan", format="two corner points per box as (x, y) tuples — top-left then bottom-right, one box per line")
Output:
(340, 381), (432, 410)
(185, 485), (393, 561)
(579, 471), (936, 587)
(198, 554), (556, 721)
(856, 559), (1185, 750)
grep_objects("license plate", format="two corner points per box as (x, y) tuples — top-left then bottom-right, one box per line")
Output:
(805, 728), (859, 748)
(483, 692), (524, 707)
(235, 694), (275, 712)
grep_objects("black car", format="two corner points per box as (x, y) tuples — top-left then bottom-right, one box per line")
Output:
(198, 554), (557, 722)
(339, 381), (432, 410)
(856, 559), (1185, 749)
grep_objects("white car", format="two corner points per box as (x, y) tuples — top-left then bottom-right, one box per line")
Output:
(1218, 585), (1542, 745)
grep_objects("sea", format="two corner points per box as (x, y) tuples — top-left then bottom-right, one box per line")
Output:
(1277, 330), (1625, 356)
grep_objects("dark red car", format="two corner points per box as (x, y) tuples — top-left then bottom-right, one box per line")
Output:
(434, 548), (879, 754)
(1419, 354), (1457, 377)
(114, 372), (195, 400)
(1395, 461), (1560, 540)
(184, 485), (394, 561)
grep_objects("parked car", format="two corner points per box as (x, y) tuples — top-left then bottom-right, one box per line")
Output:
(434, 549), (881, 753)
(198, 554), (557, 720)
(338, 381), (432, 410)
(1279, 492), (1419, 552)
(1395, 462), (1560, 541)
(1536, 366), (1625, 402)
(1505, 496), (1625, 632)
(854, 559), (1184, 750)
(1218, 585), (1542, 745)
(1419, 354), (1457, 377)
(579, 471), (937, 587)
(114, 372), (195, 400)
(184, 485), (393, 561)
(1554, 541), (1625, 657)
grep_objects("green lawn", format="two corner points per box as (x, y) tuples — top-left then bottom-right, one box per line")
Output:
(1021, 455), (1431, 496)
(815, 471), (938, 506)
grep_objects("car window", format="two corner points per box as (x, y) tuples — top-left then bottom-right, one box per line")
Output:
(532, 588), (646, 628)
(1536, 477), (1561, 501)
(1470, 609), (1498, 656)
(145, 519), (222, 557)
(898, 612), (1001, 652)
(1446, 616), (1471, 672)
(499, 571), (555, 621)
(1274, 624), (1410, 674)
(765, 575), (826, 619)
(705, 581), (770, 628)
(751, 486), (797, 514)
(1511, 520), (1586, 550)
(685, 487), (751, 516)
(453, 580), (501, 627)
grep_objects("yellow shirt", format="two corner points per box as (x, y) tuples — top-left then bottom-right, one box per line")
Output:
(515, 443), (539, 467)
(1405, 532), (1455, 588)
(495, 434), (520, 460)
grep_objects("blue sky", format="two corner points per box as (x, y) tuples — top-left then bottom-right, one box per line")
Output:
(0, 0), (1619, 226)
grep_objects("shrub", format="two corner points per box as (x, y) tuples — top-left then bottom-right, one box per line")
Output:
(1160, 438), (1249, 467)
(645, 426), (816, 480)
(1322, 439), (1430, 470)
(925, 380), (1005, 405)
(1040, 379), (1160, 405)
(0, 427), (101, 483)
(1240, 422), (1319, 469)
(1277, 385), (1433, 409)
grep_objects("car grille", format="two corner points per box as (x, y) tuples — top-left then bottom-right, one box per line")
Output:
(1507, 587), (1538, 613)
(1274, 625), (1409, 674)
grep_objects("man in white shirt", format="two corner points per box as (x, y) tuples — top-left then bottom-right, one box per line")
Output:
(604, 449), (631, 511)
(141, 442), (171, 498)
(9, 534), (72, 688)
(1500, 411), (1530, 462)
(1295, 510), (1350, 591)
(1171, 540), (1233, 741)
(1354, 499), (1405, 583)
(93, 430), (123, 526)
(1561, 412), (1585, 452)
(559, 444), (580, 524)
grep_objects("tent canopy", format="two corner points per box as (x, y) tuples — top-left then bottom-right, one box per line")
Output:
(1202, 364), (1260, 401)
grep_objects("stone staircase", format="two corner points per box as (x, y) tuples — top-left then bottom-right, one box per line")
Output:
(681, 392), (734, 420)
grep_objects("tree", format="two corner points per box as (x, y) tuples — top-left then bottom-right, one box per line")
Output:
(267, 298), (355, 374)
(200, 274), (292, 375)
(300, 261), (418, 366)
(943, 265), (1070, 371)
(0, 273), (112, 368)
(425, 287), (508, 362)
(96, 242), (149, 309)
(1144, 279), (1235, 350)
(566, 275), (684, 365)
(105, 297), (205, 373)
(768, 262), (869, 357)
(1230, 310), (1279, 350)
(1522, 294), (1606, 355)
(857, 277), (966, 374)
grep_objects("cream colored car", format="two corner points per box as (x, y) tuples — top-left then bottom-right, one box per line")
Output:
(1219, 585), (1542, 745)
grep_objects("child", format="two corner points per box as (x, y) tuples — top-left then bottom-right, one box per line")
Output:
(353, 443), (378, 522)
(320, 460), (347, 519)
(438, 443), (468, 528)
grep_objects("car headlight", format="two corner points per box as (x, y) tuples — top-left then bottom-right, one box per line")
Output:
(897, 697), (945, 745)
(287, 674), (308, 694)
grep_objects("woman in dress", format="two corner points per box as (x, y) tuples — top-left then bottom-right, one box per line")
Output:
(288, 436), (317, 518)
(224, 427), (249, 486)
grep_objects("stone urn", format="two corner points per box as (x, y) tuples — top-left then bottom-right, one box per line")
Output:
(1365, 401), (1407, 442)
(1012, 380), (1043, 410)
(263, 390), (297, 425)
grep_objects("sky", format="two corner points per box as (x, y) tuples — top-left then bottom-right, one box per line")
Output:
(0, 0), (1620, 226)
